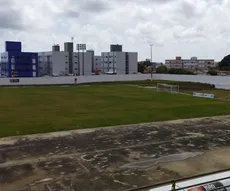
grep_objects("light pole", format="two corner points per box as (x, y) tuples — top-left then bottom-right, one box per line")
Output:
(150, 44), (153, 63)
(150, 44), (153, 80)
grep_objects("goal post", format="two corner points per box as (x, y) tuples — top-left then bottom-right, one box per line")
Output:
(157, 83), (179, 94)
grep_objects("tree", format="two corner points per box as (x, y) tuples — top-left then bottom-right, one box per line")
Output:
(156, 65), (168, 74)
(218, 54), (230, 70)
(138, 61), (151, 73)
(168, 68), (194, 75)
(207, 70), (217, 76)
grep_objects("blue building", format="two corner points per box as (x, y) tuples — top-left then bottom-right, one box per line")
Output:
(0, 41), (38, 77)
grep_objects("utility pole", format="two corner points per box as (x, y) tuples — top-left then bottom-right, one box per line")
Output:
(77, 44), (80, 76)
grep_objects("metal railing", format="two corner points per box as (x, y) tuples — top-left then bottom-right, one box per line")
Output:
(44, 184), (53, 191)
(172, 176), (230, 191)
(124, 168), (230, 191)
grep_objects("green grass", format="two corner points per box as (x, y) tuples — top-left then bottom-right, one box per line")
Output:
(83, 80), (215, 90)
(1, 85), (230, 137)
(110, 80), (230, 99)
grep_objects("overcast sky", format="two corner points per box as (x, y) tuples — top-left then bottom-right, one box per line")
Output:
(0, 0), (230, 62)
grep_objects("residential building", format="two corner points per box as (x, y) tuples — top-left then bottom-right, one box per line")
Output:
(38, 43), (94, 76)
(1, 41), (38, 78)
(165, 57), (215, 70)
(38, 47), (69, 76)
(101, 45), (138, 74)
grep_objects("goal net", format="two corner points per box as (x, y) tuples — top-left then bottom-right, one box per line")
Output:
(157, 83), (179, 94)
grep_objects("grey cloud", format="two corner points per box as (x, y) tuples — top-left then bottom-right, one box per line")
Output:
(64, 0), (110, 17)
(148, 0), (177, 3)
(81, 0), (110, 13)
(180, 1), (196, 19)
(0, 0), (25, 30)
(119, 0), (177, 3)
(178, 1), (207, 20)
(63, 0), (176, 18)
(65, 10), (81, 18)
(173, 30), (208, 40)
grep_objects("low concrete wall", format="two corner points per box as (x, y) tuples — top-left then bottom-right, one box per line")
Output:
(0, 74), (151, 86)
(153, 74), (230, 89)
(1, 74), (230, 89)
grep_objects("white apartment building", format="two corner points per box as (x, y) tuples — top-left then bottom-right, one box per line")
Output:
(101, 52), (138, 74)
(38, 51), (69, 76)
(165, 57), (215, 70)
(38, 51), (93, 76)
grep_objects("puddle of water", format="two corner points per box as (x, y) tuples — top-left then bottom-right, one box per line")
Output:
(122, 152), (203, 169)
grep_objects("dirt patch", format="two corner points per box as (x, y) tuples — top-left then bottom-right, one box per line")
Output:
(1, 116), (230, 191)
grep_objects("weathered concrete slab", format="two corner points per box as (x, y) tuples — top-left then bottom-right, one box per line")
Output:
(1, 116), (230, 191)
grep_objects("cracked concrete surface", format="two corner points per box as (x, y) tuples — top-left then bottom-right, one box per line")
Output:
(1, 116), (230, 191)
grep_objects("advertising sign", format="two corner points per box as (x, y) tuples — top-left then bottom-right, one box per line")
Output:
(193, 92), (214, 99)
(188, 181), (229, 191)
(9, 79), (19, 83)
(203, 93), (215, 99)
(193, 92), (204, 98)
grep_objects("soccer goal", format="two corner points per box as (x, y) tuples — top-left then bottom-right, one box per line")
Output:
(157, 83), (179, 94)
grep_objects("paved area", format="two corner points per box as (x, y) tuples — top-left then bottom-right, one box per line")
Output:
(1, 116), (230, 191)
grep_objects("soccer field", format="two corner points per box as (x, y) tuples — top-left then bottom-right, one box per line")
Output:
(1, 85), (230, 137)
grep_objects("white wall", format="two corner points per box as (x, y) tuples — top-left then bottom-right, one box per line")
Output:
(38, 51), (69, 76)
(116, 52), (126, 74)
(128, 52), (138, 74)
(84, 52), (93, 76)
(52, 52), (69, 75)
(72, 52), (92, 76)
(0, 74), (151, 86)
(1, 74), (230, 89)
(153, 74), (230, 88)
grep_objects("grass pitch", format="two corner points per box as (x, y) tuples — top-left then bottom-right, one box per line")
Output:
(1, 85), (230, 137)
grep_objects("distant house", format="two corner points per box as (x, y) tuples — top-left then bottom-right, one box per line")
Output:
(217, 70), (230, 76)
